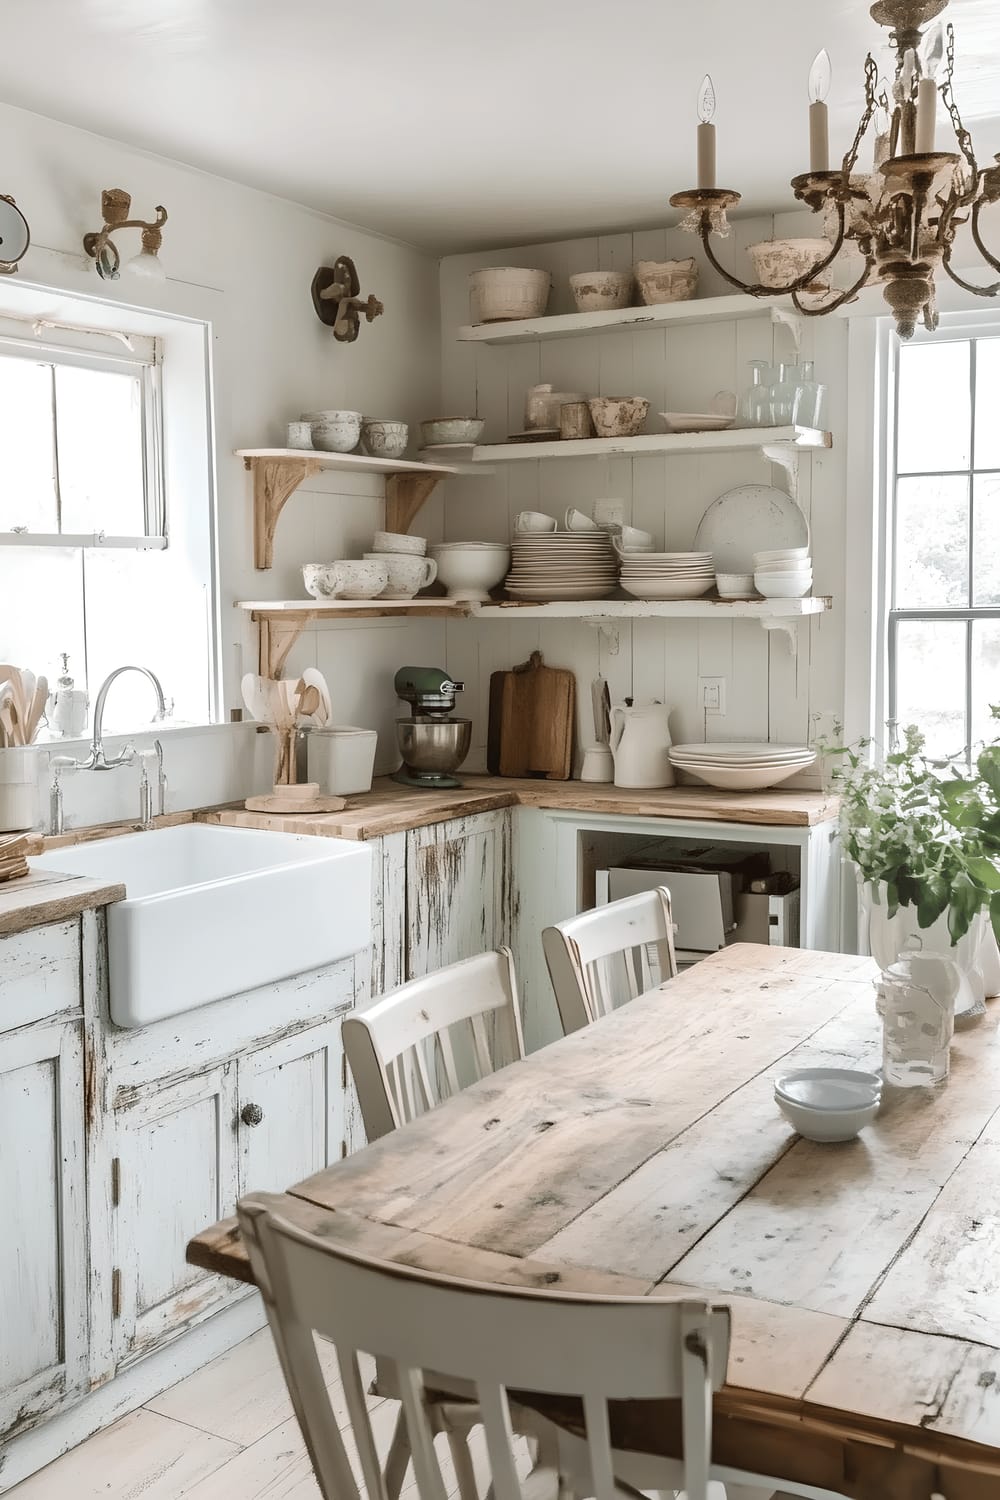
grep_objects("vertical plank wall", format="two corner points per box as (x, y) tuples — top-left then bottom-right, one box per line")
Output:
(437, 210), (850, 780)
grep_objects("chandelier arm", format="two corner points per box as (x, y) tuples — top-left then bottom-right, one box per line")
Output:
(942, 256), (1000, 299)
(790, 259), (875, 317)
(970, 199), (1000, 276)
(697, 198), (849, 299)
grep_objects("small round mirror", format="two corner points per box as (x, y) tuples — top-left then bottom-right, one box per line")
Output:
(0, 196), (30, 268)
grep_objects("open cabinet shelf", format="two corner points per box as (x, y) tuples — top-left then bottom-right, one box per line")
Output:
(237, 595), (831, 677)
(471, 426), (831, 464)
(458, 292), (795, 344)
(236, 448), (462, 569)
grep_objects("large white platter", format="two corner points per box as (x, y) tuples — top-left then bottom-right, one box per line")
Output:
(694, 485), (810, 574)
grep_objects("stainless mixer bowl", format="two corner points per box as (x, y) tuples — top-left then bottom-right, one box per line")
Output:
(396, 717), (472, 774)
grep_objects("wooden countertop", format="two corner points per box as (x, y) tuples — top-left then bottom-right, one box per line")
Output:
(0, 868), (125, 937)
(201, 775), (839, 841)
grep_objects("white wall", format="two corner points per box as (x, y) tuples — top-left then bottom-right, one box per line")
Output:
(0, 100), (444, 828)
(436, 213), (852, 778)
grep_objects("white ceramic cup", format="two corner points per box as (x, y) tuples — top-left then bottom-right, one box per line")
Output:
(514, 511), (558, 533)
(373, 530), (427, 556)
(302, 560), (388, 599)
(580, 745), (615, 783)
(363, 552), (437, 598)
(564, 508), (601, 532)
(619, 524), (654, 549)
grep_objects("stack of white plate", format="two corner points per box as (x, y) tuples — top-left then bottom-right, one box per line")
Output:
(505, 529), (618, 600)
(618, 550), (715, 601)
(668, 741), (816, 790)
(753, 546), (813, 599)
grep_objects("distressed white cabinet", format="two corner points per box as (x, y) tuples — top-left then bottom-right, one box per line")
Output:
(404, 810), (515, 979)
(0, 1017), (88, 1441)
(111, 1063), (242, 1369)
(238, 1021), (348, 1193)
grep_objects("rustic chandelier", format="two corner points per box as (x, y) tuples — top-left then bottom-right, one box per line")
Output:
(670, 0), (1000, 338)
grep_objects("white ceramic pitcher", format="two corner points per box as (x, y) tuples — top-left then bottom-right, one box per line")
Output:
(608, 702), (675, 789)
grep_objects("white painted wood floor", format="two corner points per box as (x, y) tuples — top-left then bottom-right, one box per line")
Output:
(7, 1328), (521, 1500)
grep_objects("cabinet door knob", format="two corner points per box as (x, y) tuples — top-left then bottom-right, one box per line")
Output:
(240, 1102), (264, 1127)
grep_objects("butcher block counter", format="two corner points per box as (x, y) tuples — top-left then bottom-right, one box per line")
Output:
(0, 866), (124, 936)
(201, 774), (839, 841)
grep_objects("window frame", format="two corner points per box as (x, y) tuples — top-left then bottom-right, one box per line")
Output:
(885, 316), (1000, 762)
(0, 330), (166, 548)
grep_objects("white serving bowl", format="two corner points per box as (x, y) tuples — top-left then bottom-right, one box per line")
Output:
(311, 411), (362, 453)
(774, 1068), (882, 1143)
(754, 546), (810, 565)
(373, 530), (426, 556)
(634, 257), (698, 305)
(430, 543), (510, 601)
(670, 756), (815, 790)
(469, 267), (551, 323)
(569, 270), (634, 312)
(753, 557), (813, 574)
(754, 572), (813, 599)
(621, 577), (714, 601)
(420, 417), (485, 447)
(716, 572), (757, 598)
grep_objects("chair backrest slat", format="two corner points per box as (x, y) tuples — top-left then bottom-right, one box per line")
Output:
(344, 948), (525, 1142)
(543, 887), (678, 1033)
(340, 1348), (387, 1500)
(238, 1193), (731, 1500)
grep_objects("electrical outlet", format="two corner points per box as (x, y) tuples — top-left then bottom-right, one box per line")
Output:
(699, 676), (727, 715)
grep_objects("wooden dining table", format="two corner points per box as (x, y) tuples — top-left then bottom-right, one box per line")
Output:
(188, 943), (1000, 1500)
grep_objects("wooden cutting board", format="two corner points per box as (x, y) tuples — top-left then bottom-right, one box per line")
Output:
(489, 650), (575, 780)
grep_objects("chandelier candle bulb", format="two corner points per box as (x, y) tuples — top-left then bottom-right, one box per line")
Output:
(697, 74), (717, 190)
(915, 24), (944, 154)
(808, 49), (832, 173)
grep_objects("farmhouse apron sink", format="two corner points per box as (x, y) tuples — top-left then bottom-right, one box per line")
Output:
(32, 823), (371, 1027)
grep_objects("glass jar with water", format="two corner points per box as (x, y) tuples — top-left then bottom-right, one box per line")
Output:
(876, 951), (959, 1086)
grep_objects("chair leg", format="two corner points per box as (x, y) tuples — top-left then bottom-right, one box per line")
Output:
(384, 1408), (411, 1500)
(445, 1429), (481, 1500)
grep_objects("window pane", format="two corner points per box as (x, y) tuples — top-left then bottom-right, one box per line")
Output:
(895, 475), (969, 606)
(897, 340), (971, 473)
(973, 475), (1000, 605)
(975, 339), (1000, 470)
(56, 366), (147, 535)
(0, 358), (57, 531)
(973, 620), (1000, 749)
(894, 618), (967, 759)
(0, 547), (85, 712)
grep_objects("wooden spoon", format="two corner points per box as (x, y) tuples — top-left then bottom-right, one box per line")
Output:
(24, 676), (48, 743)
(296, 683), (321, 721)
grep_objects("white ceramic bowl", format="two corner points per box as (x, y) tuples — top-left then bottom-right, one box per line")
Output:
(754, 546), (810, 564)
(671, 757), (814, 790)
(311, 411), (362, 453)
(588, 396), (649, 438)
(469, 267), (551, 324)
(420, 417), (485, 447)
(634, 257), (698, 305)
(716, 572), (757, 598)
(361, 418), (408, 459)
(753, 557), (813, 574)
(373, 530), (426, 556)
(754, 572), (813, 599)
(774, 1068), (882, 1142)
(569, 270), (634, 312)
(621, 577), (714, 601)
(430, 543), (510, 601)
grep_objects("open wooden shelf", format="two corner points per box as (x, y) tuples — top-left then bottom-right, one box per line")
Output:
(458, 292), (795, 344)
(236, 448), (461, 570)
(472, 425), (831, 464)
(238, 595), (831, 676)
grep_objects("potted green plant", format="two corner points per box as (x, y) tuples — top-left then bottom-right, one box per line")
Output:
(819, 715), (1000, 1011)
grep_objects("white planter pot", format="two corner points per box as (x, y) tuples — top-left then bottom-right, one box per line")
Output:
(861, 879), (989, 1019)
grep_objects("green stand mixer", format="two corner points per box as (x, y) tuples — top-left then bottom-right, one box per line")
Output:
(393, 666), (472, 789)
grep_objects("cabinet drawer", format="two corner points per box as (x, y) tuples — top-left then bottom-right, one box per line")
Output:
(0, 921), (81, 1032)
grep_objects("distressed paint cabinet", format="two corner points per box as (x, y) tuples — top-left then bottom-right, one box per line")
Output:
(404, 810), (515, 979)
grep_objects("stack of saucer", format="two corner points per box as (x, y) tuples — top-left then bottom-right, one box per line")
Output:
(505, 529), (618, 600)
(668, 740), (816, 790)
(618, 550), (715, 601)
(753, 546), (812, 599)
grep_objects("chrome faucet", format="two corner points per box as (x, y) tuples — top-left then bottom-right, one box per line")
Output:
(49, 667), (169, 834)
(81, 665), (168, 771)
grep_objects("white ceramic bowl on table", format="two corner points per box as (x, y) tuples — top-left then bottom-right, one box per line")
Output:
(431, 542), (510, 601)
(420, 417), (485, 447)
(774, 1068), (882, 1142)
(469, 267), (551, 323)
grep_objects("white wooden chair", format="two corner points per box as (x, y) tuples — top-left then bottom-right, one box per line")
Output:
(342, 946), (525, 1142)
(239, 1192), (848, 1500)
(542, 887), (679, 1034)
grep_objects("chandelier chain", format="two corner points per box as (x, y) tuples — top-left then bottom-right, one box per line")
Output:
(842, 55), (881, 177)
(941, 23), (977, 175)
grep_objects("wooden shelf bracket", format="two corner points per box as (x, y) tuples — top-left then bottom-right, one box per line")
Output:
(385, 472), (446, 535)
(247, 455), (321, 570)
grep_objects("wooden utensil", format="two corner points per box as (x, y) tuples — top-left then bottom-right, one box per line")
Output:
(24, 676), (47, 743)
(300, 668), (331, 727)
(296, 682), (321, 721)
(492, 650), (575, 780)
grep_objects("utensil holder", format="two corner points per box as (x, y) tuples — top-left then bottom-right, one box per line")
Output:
(0, 748), (39, 832)
(273, 728), (310, 786)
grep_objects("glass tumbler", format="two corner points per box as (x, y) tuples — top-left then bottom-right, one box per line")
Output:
(877, 952), (958, 1087)
(769, 362), (800, 425)
(792, 359), (827, 429)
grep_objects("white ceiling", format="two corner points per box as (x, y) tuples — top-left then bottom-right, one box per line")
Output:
(2, 0), (999, 253)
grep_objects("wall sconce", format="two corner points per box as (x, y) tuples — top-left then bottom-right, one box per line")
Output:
(310, 255), (384, 342)
(0, 196), (30, 275)
(83, 188), (168, 281)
